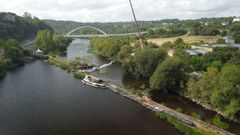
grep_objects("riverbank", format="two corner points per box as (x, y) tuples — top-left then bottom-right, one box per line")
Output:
(182, 94), (240, 123)
(106, 82), (234, 135)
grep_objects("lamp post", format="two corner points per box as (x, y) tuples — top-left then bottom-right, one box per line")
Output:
(129, 0), (144, 50)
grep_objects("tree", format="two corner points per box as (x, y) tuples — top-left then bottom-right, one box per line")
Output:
(150, 57), (188, 92)
(211, 64), (240, 119)
(36, 30), (55, 53)
(187, 67), (219, 103)
(200, 27), (220, 36)
(191, 56), (204, 71)
(229, 23), (240, 43)
(122, 48), (166, 77)
(117, 45), (132, 61)
(23, 12), (32, 19)
(187, 63), (240, 119)
(3, 39), (24, 64)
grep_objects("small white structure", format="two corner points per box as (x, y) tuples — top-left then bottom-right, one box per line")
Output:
(233, 17), (240, 22)
(36, 48), (43, 54)
(168, 50), (175, 57)
(223, 36), (235, 44)
(221, 22), (229, 26)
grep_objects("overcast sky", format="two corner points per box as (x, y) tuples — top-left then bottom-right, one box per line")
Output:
(0, 0), (240, 22)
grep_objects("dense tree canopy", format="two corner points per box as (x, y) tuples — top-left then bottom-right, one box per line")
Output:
(36, 30), (72, 54)
(150, 57), (188, 92)
(228, 22), (240, 43)
(122, 48), (167, 77)
(90, 36), (132, 59)
(147, 28), (187, 38)
(187, 64), (240, 119)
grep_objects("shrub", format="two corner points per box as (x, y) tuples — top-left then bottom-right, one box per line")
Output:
(74, 72), (86, 79)
(212, 115), (229, 129)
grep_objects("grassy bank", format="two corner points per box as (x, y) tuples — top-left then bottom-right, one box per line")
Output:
(46, 57), (70, 70)
(46, 57), (86, 79)
(156, 112), (215, 135)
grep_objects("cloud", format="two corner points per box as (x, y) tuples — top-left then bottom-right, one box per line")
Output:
(0, 0), (239, 22)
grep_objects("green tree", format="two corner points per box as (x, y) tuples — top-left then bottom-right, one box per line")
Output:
(117, 45), (132, 61)
(4, 39), (24, 64)
(200, 27), (220, 36)
(122, 48), (166, 77)
(229, 23), (240, 43)
(150, 57), (188, 92)
(36, 30), (55, 53)
(211, 64), (240, 119)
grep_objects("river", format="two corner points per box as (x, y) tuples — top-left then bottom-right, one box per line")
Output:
(0, 39), (181, 135)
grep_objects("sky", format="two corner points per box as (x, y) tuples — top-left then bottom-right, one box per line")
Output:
(0, 0), (240, 22)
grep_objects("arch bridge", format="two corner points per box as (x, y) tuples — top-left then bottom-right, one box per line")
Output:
(63, 26), (143, 38)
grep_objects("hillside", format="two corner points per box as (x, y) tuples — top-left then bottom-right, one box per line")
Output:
(0, 12), (52, 41)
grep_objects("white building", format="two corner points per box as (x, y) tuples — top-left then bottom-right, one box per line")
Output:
(223, 36), (235, 44)
(232, 17), (240, 22)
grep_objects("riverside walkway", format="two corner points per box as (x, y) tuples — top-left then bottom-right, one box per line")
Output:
(107, 83), (234, 135)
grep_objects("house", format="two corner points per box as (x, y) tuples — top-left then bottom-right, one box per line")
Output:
(233, 17), (240, 22)
(3, 14), (16, 22)
(223, 36), (235, 44)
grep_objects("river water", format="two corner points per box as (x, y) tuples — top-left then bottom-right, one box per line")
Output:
(0, 39), (181, 135)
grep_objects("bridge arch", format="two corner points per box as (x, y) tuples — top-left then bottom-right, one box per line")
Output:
(66, 26), (108, 36)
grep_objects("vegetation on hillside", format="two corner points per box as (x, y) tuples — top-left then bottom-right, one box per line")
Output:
(45, 17), (240, 44)
(0, 12), (52, 41)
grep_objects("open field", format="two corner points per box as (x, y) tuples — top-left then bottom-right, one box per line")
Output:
(148, 36), (220, 46)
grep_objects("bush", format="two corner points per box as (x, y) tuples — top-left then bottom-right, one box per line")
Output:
(192, 112), (201, 120)
(74, 72), (86, 79)
(212, 115), (229, 129)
